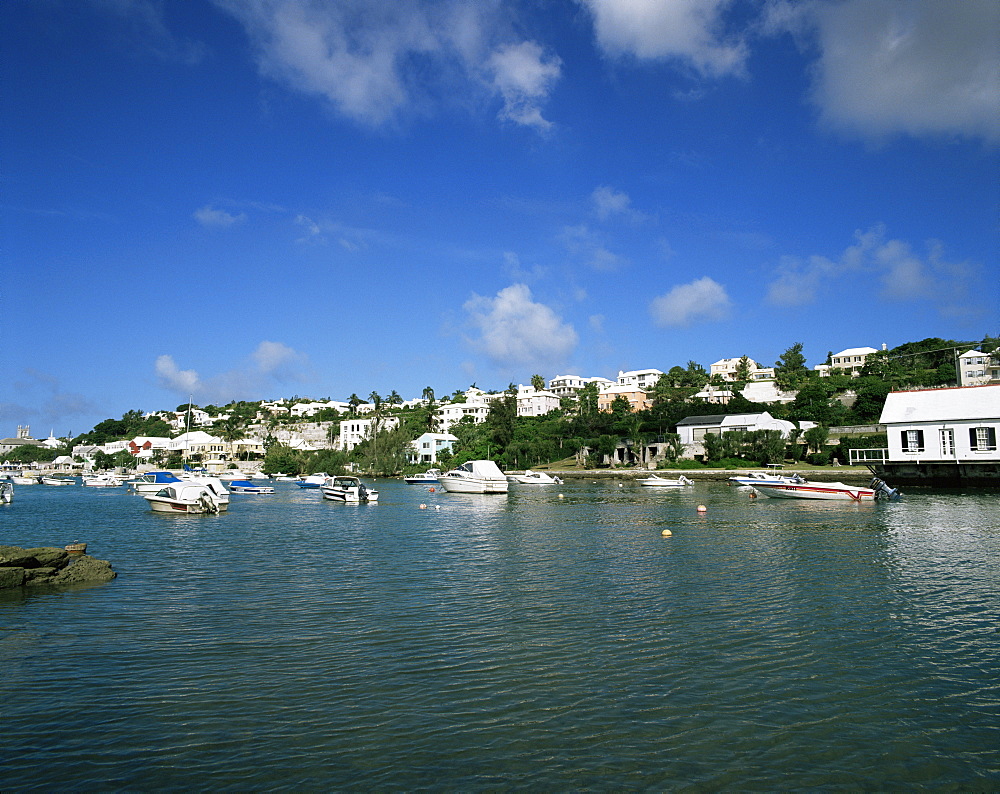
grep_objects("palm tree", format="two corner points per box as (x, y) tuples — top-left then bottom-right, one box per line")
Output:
(348, 393), (362, 414)
(422, 386), (435, 405)
(531, 374), (545, 392)
(387, 390), (402, 406)
(369, 391), (382, 411)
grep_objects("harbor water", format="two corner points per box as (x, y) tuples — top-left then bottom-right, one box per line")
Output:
(2, 479), (998, 790)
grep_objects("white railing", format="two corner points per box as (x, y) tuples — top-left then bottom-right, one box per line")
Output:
(849, 448), (888, 465)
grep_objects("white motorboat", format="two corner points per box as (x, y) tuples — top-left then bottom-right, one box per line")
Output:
(270, 473), (299, 482)
(0, 482), (12, 503)
(143, 480), (230, 513)
(82, 474), (123, 487)
(295, 472), (329, 488)
(129, 471), (184, 494)
(216, 469), (250, 481)
(404, 468), (442, 484)
(11, 475), (38, 485)
(438, 460), (509, 494)
(728, 466), (803, 487)
(41, 476), (75, 486)
(320, 476), (379, 503)
(508, 469), (562, 485)
(228, 479), (275, 494)
(752, 477), (900, 502)
(637, 474), (693, 487)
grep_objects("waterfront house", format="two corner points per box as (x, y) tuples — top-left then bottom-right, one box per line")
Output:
(862, 384), (1000, 486)
(338, 416), (401, 452)
(408, 432), (458, 465)
(814, 346), (882, 377)
(677, 412), (797, 457)
(617, 369), (664, 390)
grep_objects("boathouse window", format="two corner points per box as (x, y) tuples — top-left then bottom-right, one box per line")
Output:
(902, 429), (924, 452)
(970, 427), (997, 451)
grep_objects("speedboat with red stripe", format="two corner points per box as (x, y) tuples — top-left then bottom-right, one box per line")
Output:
(752, 477), (900, 502)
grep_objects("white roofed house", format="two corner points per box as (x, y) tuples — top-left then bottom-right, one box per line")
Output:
(958, 350), (993, 386)
(516, 385), (560, 417)
(408, 432), (458, 464)
(861, 384), (1000, 487)
(815, 347), (881, 377)
(338, 416), (401, 452)
(617, 369), (664, 390)
(434, 390), (500, 432)
(676, 412), (796, 458)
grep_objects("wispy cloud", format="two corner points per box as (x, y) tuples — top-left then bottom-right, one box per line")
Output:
(193, 205), (247, 228)
(766, 0), (1000, 143)
(766, 225), (981, 316)
(561, 224), (627, 271)
(215, 0), (561, 131)
(155, 342), (313, 404)
(488, 40), (562, 131)
(463, 284), (578, 372)
(579, 0), (748, 78)
(0, 369), (100, 436)
(650, 276), (732, 326)
(91, 0), (205, 64)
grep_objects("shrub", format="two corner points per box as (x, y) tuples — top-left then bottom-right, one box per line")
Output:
(807, 452), (830, 466)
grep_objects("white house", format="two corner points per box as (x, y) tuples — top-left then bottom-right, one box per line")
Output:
(408, 432), (458, 464)
(676, 412), (797, 455)
(516, 385), (560, 417)
(435, 389), (501, 431)
(617, 369), (664, 390)
(338, 416), (401, 452)
(815, 346), (881, 377)
(868, 384), (1000, 486)
(547, 375), (616, 398)
(958, 350), (995, 386)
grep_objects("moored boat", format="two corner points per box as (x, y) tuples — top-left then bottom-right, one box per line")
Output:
(41, 476), (76, 486)
(508, 469), (562, 485)
(404, 468), (442, 484)
(82, 474), (123, 487)
(129, 471), (184, 494)
(637, 473), (693, 487)
(228, 479), (275, 494)
(439, 460), (509, 494)
(295, 472), (329, 488)
(143, 479), (230, 513)
(320, 476), (379, 503)
(0, 481), (12, 503)
(752, 477), (900, 502)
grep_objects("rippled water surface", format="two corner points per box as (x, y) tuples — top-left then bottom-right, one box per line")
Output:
(2, 480), (998, 790)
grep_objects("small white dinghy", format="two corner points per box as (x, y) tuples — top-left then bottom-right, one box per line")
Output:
(637, 474), (693, 487)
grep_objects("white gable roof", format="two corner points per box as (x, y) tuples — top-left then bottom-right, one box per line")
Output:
(880, 385), (1000, 424)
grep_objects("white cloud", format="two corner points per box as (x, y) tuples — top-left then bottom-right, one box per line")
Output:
(769, 0), (1000, 142)
(193, 205), (246, 228)
(488, 41), (562, 131)
(463, 284), (578, 370)
(561, 224), (627, 271)
(591, 185), (631, 220)
(650, 277), (732, 326)
(579, 0), (747, 77)
(155, 354), (201, 394)
(766, 225), (980, 315)
(155, 342), (312, 404)
(215, 0), (560, 131)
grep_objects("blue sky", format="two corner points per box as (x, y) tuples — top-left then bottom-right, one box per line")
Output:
(3, 0), (998, 438)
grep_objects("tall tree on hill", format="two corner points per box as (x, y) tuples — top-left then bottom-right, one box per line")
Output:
(368, 391), (382, 411)
(348, 394), (361, 414)
(422, 386), (435, 405)
(530, 374), (545, 392)
(775, 342), (809, 391)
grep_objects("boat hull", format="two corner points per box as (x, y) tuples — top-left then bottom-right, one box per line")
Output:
(752, 482), (876, 501)
(438, 477), (509, 494)
(145, 497), (229, 513)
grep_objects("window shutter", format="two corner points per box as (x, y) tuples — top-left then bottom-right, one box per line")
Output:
(902, 430), (910, 448)
(970, 427), (979, 449)
(916, 430), (924, 449)
(989, 428), (997, 449)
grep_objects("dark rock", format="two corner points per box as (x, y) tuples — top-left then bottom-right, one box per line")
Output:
(48, 556), (116, 586)
(23, 567), (59, 584)
(23, 548), (70, 569)
(0, 567), (26, 589)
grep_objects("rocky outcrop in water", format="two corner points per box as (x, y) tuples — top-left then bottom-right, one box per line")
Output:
(0, 545), (116, 589)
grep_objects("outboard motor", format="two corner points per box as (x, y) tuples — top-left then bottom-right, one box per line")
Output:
(871, 477), (901, 501)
